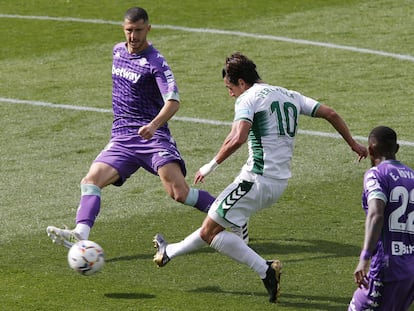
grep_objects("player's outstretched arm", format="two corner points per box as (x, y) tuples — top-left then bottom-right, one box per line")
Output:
(194, 120), (251, 184)
(315, 104), (368, 161)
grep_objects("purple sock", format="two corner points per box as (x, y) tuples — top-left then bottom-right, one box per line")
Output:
(76, 195), (101, 227)
(195, 189), (215, 213)
(76, 184), (101, 227)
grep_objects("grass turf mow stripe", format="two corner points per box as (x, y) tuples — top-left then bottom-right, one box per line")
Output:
(0, 14), (413, 63)
(2, 96), (414, 147)
(1, 14), (414, 147)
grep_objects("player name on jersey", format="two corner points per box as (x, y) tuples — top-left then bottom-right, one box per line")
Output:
(390, 168), (414, 180)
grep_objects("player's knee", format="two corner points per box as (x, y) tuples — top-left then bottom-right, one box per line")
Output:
(199, 226), (213, 243)
(169, 188), (187, 203)
(172, 194), (186, 203)
(81, 176), (95, 185)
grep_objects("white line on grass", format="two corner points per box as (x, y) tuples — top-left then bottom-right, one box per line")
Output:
(0, 14), (413, 63)
(1, 14), (413, 146)
(2, 97), (414, 147)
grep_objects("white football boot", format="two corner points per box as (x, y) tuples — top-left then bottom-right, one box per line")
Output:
(46, 226), (81, 249)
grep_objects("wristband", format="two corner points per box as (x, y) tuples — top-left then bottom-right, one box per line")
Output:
(360, 249), (372, 260)
(199, 158), (219, 177)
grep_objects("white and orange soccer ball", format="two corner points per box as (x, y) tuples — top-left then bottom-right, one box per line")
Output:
(67, 240), (105, 276)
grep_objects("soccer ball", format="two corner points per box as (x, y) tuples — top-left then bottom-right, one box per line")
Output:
(67, 240), (105, 276)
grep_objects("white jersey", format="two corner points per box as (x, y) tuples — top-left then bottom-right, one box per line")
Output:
(234, 83), (320, 179)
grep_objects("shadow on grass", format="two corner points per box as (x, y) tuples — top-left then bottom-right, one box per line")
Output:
(106, 253), (152, 262)
(248, 237), (359, 261)
(105, 238), (358, 264)
(104, 292), (156, 299)
(189, 286), (350, 311)
(105, 248), (215, 263)
(103, 239), (356, 309)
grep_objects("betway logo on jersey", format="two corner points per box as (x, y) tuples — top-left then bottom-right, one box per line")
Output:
(392, 241), (414, 255)
(112, 65), (140, 83)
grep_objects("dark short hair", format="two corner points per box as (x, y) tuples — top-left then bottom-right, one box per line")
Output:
(369, 126), (398, 153)
(222, 52), (261, 85)
(124, 7), (149, 23)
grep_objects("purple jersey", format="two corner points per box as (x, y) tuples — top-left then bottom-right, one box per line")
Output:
(362, 160), (414, 282)
(111, 42), (179, 137)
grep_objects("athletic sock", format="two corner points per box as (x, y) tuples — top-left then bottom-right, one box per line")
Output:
(75, 183), (101, 229)
(196, 189), (215, 212)
(74, 223), (91, 240)
(166, 228), (207, 258)
(210, 230), (268, 278)
(184, 188), (215, 213)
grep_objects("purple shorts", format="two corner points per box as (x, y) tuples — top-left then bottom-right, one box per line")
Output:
(94, 135), (186, 186)
(348, 276), (414, 311)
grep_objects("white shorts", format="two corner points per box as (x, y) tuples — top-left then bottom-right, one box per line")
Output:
(208, 171), (288, 228)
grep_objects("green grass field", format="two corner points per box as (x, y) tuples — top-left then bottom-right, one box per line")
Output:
(1, 0), (414, 310)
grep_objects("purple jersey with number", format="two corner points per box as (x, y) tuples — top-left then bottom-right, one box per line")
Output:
(362, 160), (414, 282)
(111, 42), (179, 137)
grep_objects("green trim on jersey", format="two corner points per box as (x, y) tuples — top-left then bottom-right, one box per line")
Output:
(236, 116), (253, 123)
(311, 103), (321, 117)
(248, 110), (270, 175)
(162, 91), (180, 103)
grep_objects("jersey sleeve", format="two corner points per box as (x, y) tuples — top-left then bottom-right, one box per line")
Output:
(233, 93), (254, 123)
(364, 168), (388, 204)
(296, 92), (320, 117)
(152, 55), (180, 103)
